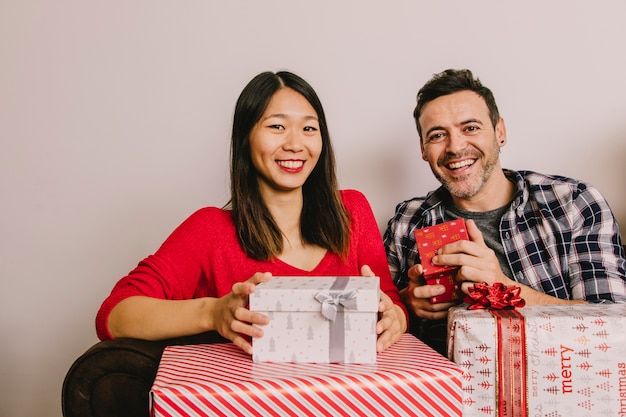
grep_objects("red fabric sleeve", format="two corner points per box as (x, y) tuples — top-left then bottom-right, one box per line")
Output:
(340, 190), (409, 324)
(95, 208), (227, 340)
(96, 191), (408, 341)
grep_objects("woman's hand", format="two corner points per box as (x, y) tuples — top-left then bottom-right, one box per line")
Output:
(212, 272), (272, 354)
(361, 265), (407, 352)
(375, 292), (407, 352)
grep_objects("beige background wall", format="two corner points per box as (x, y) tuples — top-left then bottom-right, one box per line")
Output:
(2, 1), (625, 415)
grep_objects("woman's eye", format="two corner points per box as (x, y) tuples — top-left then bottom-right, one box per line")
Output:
(269, 124), (284, 130)
(303, 126), (318, 132)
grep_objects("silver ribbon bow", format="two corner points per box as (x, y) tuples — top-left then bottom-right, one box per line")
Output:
(314, 289), (358, 322)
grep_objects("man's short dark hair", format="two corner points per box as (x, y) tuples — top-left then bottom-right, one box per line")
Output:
(413, 69), (500, 139)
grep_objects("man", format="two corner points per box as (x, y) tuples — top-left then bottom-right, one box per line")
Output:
(384, 69), (626, 355)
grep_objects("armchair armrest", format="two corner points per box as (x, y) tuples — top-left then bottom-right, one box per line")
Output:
(62, 332), (228, 417)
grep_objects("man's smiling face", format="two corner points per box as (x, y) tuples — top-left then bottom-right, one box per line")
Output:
(418, 90), (506, 200)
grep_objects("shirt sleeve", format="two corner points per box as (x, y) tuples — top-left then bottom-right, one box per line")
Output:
(95, 208), (219, 340)
(567, 183), (626, 303)
(383, 200), (410, 289)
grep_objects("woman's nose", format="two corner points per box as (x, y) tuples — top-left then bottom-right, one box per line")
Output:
(283, 129), (304, 151)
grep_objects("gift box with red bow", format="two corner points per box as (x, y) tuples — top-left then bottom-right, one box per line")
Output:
(447, 302), (626, 417)
(414, 219), (468, 303)
(249, 276), (379, 364)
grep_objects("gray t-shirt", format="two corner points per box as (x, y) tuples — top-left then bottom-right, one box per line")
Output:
(444, 200), (513, 279)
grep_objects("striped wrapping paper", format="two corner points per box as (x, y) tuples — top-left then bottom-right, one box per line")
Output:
(150, 333), (463, 417)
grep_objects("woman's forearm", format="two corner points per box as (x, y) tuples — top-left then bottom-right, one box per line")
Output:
(107, 296), (219, 340)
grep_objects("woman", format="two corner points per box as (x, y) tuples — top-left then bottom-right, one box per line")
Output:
(96, 71), (407, 355)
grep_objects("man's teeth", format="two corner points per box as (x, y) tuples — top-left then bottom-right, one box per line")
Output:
(278, 160), (303, 169)
(448, 160), (474, 169)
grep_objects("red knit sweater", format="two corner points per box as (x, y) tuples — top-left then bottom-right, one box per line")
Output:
(96, 189), (406, 340)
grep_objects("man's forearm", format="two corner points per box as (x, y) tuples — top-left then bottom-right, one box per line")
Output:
(517, 284), (587, 306)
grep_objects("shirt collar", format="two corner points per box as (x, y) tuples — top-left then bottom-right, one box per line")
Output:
(417, 169), (528, 219)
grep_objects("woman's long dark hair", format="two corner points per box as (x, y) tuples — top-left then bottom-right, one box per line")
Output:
(227, 71), (350, 261)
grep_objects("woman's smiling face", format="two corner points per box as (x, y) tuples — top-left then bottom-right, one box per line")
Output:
(249, 87), (322, 196)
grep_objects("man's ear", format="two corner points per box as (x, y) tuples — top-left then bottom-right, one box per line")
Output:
(420, 140), (427, 161)
(496, 117), (507, 147)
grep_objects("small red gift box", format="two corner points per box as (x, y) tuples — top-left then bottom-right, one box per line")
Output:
(150, 334), (464, 417)
(414, 219), (468, 303)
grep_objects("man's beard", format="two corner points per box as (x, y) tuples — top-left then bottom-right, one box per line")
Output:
(433, 145), (500, 199)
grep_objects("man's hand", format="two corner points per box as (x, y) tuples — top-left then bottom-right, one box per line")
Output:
(402, 263), (458, 320)
(432, 219), (513, 290)
(432, 220), (586, 306)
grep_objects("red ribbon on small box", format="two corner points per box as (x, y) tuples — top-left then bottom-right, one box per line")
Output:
(464, 282), (526, 310)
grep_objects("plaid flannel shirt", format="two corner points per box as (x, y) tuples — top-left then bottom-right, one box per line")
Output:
(384, 169), (626, 303)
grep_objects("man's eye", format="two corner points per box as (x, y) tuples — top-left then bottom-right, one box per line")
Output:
(466, 125), (479, 132)
(427, 133), (444, 142)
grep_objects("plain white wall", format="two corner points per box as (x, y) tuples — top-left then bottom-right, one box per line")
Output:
(2, 1), (625, 415)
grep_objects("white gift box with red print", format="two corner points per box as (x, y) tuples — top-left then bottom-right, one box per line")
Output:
(150, 334), (464, 417)
(447, 304), (626, 417)
(249, 276), (379, 364)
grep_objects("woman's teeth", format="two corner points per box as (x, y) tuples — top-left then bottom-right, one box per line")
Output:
(278, 160), (303, 169)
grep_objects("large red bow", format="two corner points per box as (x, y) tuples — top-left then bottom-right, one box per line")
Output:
(464, 282), (526, 310)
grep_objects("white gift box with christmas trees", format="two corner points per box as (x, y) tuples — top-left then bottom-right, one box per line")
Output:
(447, 304), (626, 417)
(249, 276), (379, 364)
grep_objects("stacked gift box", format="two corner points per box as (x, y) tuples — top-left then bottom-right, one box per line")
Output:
(151, 275), (465, 416)
(150, 333), (464, 417)
(448, 304), (626, 416)
(249, 276), (380, 364)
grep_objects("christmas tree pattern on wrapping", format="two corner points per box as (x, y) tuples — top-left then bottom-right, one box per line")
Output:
(449, 305), (626, 416)
(250, 277), (379, 363)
